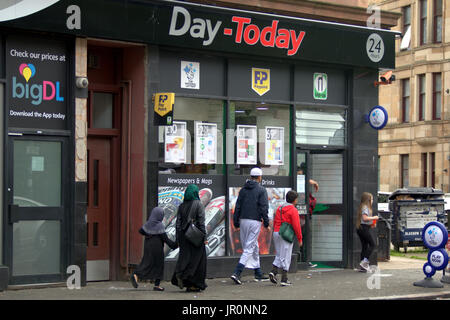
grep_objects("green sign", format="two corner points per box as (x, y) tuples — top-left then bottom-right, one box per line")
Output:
(313, 73), (327, 100)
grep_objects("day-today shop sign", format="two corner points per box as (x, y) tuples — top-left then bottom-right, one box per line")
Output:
(0, 1), (397, 69)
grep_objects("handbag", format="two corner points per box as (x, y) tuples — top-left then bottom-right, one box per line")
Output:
(278, 204), (295, 243)
(184, 201), (205, 247)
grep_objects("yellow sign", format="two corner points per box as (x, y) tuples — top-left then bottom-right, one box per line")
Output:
(154, 93), (174, 117)
(251, 68), (270, 96)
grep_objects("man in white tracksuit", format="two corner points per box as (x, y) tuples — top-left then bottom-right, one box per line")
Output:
(230, 167), (270, 284)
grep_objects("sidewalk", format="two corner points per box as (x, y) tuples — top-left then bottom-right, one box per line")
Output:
(0, 256), (449, 300)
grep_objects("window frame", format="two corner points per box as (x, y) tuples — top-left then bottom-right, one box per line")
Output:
(400, 154), (409, 188)
(420, 0), (428, 46)
(422, 153), (428, 187)
(418, 74), (426, 121)
(432, 73), (442, 120)
(430, 152), (436, 188)
(433, 0), (442, 43)
(401, 78), (410, 123)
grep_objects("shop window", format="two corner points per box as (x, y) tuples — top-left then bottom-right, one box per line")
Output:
(158, 97), (224, 174)
(228, 102), (290, 176)
(295, 108), (346, 147)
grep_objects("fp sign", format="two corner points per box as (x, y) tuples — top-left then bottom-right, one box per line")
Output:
(252, 68), (270, 96)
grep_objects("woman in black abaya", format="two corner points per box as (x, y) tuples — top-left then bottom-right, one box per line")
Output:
(171, 184), (208, 292)
(131, 207), (178, 291)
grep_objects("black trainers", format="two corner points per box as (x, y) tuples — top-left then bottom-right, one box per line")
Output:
(130, 273), (138, 289)
(268, 272), (278, 284)
(280, 279), (292, 286)
(230, 273), (242, 285)
(254, 274), (270, 282)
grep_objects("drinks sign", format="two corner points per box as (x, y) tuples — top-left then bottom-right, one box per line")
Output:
(6, 35), (68, 130)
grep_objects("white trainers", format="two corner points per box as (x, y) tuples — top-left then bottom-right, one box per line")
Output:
(359, 260), (370, 272)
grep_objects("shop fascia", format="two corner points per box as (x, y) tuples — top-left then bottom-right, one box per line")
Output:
(169, 6), (306, 56)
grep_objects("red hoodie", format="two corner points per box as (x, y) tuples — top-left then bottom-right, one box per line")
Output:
(273, 203), (302, 244)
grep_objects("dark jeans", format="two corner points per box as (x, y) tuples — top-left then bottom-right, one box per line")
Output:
(356, 224), (376, 261)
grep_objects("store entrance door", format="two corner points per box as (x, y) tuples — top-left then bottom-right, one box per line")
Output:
(86, 137), (112, 281)
(86, 87), (121, 281)
(6, 136), (68, 285)
(296, 150), (345, 268)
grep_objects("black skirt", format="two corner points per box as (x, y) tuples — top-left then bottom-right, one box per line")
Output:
(134, 232), (176, 281)
(171, 232), (207, 290)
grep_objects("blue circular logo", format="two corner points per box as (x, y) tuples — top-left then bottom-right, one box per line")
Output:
(422, 221), (448, 250)
(423, 262), (436, 277)
(427, 249), (449, 271)
(368, 105), (388, 130)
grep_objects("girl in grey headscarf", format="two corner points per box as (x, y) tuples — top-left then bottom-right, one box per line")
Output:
(131, 207), (178, 291)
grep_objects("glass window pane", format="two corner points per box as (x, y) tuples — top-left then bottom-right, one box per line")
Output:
(229, 102), (290, 176)
(296, 153), (306, 205)
(436, 17), (442, 42)
(159, 97), (224, 174)
(13, 140), (61, 207)
(311, 154), (343, 204)
(13, 220), (60, 276)
(92, 92), (113, 129)
(311, 215), (342, 261)
(295, 109), (346, 146)
(404, 6), (411, 25)
(436, 92), (441, 118)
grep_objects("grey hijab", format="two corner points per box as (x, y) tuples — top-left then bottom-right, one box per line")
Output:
(142, 207), (165, 235)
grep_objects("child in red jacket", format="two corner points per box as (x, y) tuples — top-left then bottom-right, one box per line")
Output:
(269, 190), (303, 286)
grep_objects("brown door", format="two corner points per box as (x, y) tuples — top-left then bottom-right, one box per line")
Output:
(86, 137), (112, 280)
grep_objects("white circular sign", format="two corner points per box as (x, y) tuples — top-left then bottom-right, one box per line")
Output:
(423, 224), (445, 249)
(366, 33), (385, 63)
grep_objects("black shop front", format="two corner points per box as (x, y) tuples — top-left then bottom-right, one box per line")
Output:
(0, 0), (397, 286)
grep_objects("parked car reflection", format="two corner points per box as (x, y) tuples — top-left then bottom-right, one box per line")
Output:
(12, 196), (60, 276)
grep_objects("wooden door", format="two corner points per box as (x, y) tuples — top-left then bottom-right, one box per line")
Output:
(86, 137), (111, 280)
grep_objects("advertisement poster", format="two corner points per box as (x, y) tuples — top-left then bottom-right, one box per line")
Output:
(181, 61), (200, 89)
(6, 35), (68, 130)
(158, 174), (226, 258)
(265, 126), (284, 165)
(236, 125), (257, 165)
(165, 121), (187, 163)
(195, 122), (217, 164)
(228, 187), (290, 256)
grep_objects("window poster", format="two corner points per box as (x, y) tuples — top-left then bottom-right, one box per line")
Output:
(265, 126), (284, 165)
(165, 121), (187, 163)
(236, 125), (257, 165)
(180, 61), (200, 89)
(195, 122), (217, 164)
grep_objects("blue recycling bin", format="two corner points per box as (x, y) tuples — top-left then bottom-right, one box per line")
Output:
(388, 188), (446, 252)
